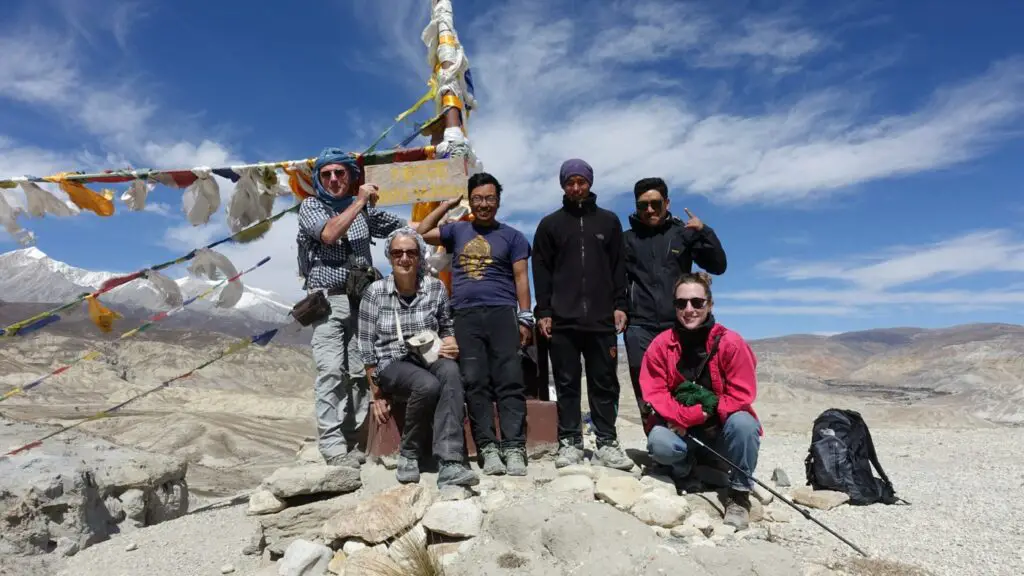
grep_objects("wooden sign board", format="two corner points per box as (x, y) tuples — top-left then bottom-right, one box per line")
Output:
(365, 156), (469, 206)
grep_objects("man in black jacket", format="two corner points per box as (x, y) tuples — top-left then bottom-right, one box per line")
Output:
(624, 177), (727, 419)
(533, 158), (634, 470)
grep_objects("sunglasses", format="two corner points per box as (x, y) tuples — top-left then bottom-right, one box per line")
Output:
(389, 248), (419, 259)
(674, 297), (708, 310)
(637, 199), (664, 212)
(319, 169), (349, 180)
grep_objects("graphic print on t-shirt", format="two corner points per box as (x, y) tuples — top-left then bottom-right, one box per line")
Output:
(458, 235), (495, 280)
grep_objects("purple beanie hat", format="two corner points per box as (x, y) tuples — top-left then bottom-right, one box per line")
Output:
(559, 158), (593, 187)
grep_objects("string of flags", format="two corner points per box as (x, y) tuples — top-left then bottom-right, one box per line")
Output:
(0, 256), (271, 404)
(1, 326), (282, 459)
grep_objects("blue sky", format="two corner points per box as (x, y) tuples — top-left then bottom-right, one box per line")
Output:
(1, 0), (1024, 340)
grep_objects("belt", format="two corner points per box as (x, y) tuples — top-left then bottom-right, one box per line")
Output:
(326, 287), (347, 296)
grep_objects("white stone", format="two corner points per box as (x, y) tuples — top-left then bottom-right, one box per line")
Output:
(220, 564), (235, 574)
(595, 476), (645, 509)
(422, 500), (484, 538)
(629, 492), (690, 528)
(247, 489), (286, 516)
(342, 540), (368, 556)
(278, 539), (333, 576)
(547, 475), (595, 500)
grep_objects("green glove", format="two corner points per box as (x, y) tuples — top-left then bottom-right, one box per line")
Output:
(673, 380), (719, 415)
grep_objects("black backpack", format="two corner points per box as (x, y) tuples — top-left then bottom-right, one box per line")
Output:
(804, 408), (901, 506)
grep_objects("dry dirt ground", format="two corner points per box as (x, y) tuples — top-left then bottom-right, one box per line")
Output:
(2, 328), (1023, 575)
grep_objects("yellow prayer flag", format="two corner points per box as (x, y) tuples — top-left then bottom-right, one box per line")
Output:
(86, 296), (121, 333)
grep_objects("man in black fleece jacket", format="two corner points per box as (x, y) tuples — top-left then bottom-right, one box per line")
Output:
(624, 177), (727, 420)
(532, 158), (633, 471)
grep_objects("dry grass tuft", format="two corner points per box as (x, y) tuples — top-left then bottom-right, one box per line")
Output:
(829, 557), (934, 576)
(357, 531), (446, 576)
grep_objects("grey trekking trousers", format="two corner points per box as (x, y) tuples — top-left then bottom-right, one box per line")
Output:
(311, 294), (369, 461)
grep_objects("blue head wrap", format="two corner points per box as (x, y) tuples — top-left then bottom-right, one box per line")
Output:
(313, 147), (362, 211)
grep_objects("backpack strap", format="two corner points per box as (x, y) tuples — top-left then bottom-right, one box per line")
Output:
(694, 333), (723, 382)
(844, 410), (905, 503)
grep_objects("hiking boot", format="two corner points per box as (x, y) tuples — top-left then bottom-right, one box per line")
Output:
(326, 448), (366, 469)
(593, 441), (635, 471)
(503, 446), (527, 477)
(554, 438), (584, 468)
(396, 455), (420, 484)
(723, 489), (751, 530)
(437, 460), (480, 488)
(479, 444), (506, 476)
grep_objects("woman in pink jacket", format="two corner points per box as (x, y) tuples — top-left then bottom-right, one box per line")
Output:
(639, 272), (762, 530)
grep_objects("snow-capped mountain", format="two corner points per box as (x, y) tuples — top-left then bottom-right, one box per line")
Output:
(0, 247), (294, 327)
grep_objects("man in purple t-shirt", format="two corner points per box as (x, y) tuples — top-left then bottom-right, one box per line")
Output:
(422, 172), (534, 476)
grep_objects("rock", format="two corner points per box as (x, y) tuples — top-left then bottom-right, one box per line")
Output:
(639, 473), (676, 495)
(241, 525), (265, 556)
(389, 523), (427, 566)
(422, 500), (483, 538)
(55, 537), (80, 557)
(447, 501), (709, 576)
(683, 510), (713, 534)
(771, 467), (791, 487)
(753, 483), (775, 505)
(146, 480), (188, 524)
(103, 495), (125, 523)
(765, 507), (793, 523)
(546, 475), (595, 500)
(121, 489), (147, 526)
(480, 491), (507, 513)
(629, 492), (690, 527)
(712, 523), (737, 538)
(263, 465), (362, 499)
(327, 550), (347, 574)
(690, 540), (804, 575)
(342, 549), (394, 576)
(791, 486), (850, 510)
(220, 564), (235, 574)
(343, 540), (368, 555)
(322, 484), (434, 544)
(670, 525), (705, 539)
(296, 441), (322, 464)
(595, 476), (644, 509)
(125, 542), (138, 552)
(651, 526), (671, 538)
(684, 491), (725, 519)
(259, 494), (355, 555)
(439, 485), (474, 501)
(278, 539), (333, 576)
(247, 489), (287, 516)
(557, 464), (597, 479)
(376, 455), (398, 470)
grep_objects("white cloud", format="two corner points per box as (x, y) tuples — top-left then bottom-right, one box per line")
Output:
(355, 0), (1024, 222)
(761, 230), (1024, 289)
(719, 229), (1024, 315)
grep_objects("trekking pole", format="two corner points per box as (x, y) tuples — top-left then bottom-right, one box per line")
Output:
(687, 435), (869, 557)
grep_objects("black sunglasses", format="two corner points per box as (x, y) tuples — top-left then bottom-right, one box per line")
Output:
(674, 297), (708, 310)
(637, 199), (664, 212)
(389, 248), (419, 259)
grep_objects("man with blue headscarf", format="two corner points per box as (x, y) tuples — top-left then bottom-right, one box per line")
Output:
(296, 147), (407, 467)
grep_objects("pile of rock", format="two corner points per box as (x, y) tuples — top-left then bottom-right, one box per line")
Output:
(0, 418), (190, 569)
(241, 451), (858, 576)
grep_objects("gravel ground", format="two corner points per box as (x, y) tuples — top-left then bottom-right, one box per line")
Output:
(742, 427), (1024, 576)
(48, 423), (1024, 576)
(55, 503), (265, 576)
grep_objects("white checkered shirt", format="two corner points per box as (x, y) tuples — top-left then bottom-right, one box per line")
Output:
(358, 275), (454, 372)
(296, 197), (406, 291)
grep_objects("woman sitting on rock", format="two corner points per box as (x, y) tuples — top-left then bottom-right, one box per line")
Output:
(357, 226), (479, 488)
(639, 272), (762, 530)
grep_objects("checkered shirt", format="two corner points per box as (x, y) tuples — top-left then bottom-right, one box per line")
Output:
(358, 275), (455, 372)
(296, 197), (406, 291)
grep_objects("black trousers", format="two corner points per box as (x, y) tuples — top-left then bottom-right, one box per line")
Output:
(378, 358), (466, 462)
(453, 306), (527, 450)
(549, 328), (620, 446)
(623, 325), (662, 420)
